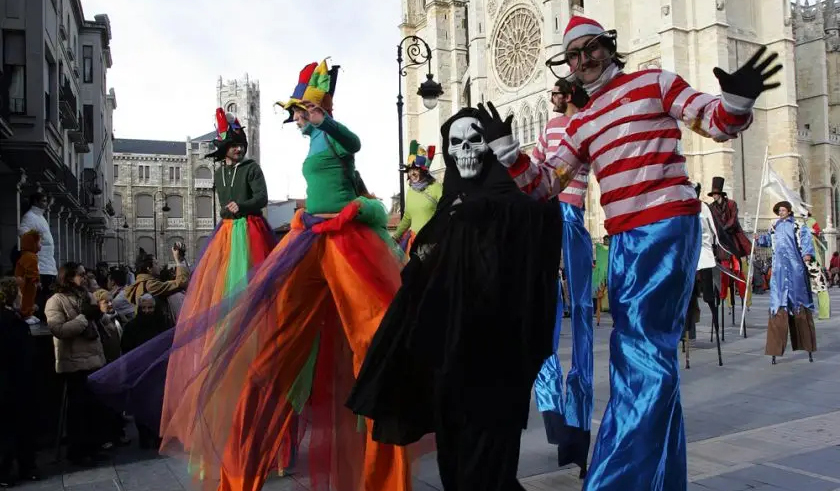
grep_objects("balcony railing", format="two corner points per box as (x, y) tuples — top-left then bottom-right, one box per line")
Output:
(196, 217), (214, 229)
(136, 217), (154, 229)
(68, 111), (85, 143)
(167, 217), (186, 229)
(59, 81), (79, 128)
(195, 178), (213, 189)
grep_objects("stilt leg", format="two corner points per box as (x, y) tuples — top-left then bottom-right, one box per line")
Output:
(809, 352), (814, 363)
(771, 355), (777, 365)
(684, 330), (691, 369)
(709, 300), (723, 367)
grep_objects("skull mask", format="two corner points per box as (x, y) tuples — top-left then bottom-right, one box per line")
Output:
(447, 117), (488, 179)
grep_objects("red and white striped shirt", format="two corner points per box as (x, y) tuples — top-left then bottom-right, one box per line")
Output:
(502, 68), (754, 235)
(531, 115), (589, 208)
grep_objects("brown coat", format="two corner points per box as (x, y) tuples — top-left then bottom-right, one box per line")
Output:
(124, 267), (189, 307)
(709, 198), (752, 258)
(14, 231), (40, 317)
(45, 291), (106, 373)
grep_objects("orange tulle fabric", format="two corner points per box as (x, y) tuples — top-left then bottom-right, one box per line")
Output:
(160, 209), (419, 491)
(158, 216), (276, 484)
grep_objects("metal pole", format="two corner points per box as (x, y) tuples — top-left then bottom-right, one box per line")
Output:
(397, 43), (406, 218)
(153, 205), (158, 258)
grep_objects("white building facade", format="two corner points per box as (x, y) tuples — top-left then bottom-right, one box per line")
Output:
(400, 0), (840, 256)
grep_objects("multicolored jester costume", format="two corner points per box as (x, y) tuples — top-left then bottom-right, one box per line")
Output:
(394, 140), (442, 252)
(137, 59), (419, 491)
(86, 108), (277, 483)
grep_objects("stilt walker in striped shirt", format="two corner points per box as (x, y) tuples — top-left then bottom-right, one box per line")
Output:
(531, 78), (594, 478)
(479, 15), (784, 491)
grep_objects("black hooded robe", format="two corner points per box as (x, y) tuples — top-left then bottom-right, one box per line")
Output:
(346, 108), (563, 490)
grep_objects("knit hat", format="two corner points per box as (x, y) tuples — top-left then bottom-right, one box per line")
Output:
(275, 58), (340, 124)
(564, 16), (607, 49)
(205, 108), (248, 161)
(407, 140), (436, 172)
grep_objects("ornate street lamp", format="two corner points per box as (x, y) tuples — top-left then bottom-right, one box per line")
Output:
(153, 190), (170, 257)
(397, 35), (444, 217)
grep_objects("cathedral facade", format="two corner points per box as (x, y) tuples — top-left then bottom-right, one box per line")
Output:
(400, 0), (840, 256)
(105, 75), (261, 267)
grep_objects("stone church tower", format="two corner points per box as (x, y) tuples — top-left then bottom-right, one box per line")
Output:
(217, 74), (261, 163)
(400, 0), (840, 257)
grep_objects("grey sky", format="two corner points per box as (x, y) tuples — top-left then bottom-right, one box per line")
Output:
(81, 0), (403, 202)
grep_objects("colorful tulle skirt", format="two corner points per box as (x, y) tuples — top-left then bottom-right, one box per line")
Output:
(87, 215), (276, 477)
(153, 198), (421, 491)
(398, 230), (416, 253)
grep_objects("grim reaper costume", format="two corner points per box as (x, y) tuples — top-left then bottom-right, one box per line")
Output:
(346, 108), (563, 490)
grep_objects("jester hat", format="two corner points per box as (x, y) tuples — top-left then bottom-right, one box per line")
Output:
(406, 140), (436, 172)
(205, 108), (248, 161)
(275, 58), (340, 123)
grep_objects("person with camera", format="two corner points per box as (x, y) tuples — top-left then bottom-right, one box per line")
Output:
(123, 245), (189, 329)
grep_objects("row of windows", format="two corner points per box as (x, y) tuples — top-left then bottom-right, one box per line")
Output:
(112, 194), (214, 219)
(116, 165), (213, 183)
(510, 108), (549, 146)
(104, 235), (212, 263)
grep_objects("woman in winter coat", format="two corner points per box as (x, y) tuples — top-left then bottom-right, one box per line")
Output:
(44, 262), (108, 466)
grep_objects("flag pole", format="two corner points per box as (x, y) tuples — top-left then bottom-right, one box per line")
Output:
(740, 146), (770, 338)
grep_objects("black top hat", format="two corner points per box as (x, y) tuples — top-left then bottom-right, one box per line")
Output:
(708, 176), (726, 197)
(773, 201), (793, 216)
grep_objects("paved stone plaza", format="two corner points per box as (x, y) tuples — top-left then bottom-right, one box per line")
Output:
(14, 289), (840, 491)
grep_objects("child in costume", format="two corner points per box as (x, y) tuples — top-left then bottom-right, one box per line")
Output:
(393, 141), (442, 252)
(348, 107), (563, 491)
(531, 78), (593, 478)
(86, 108), (276, 480)
(757, 201), (817, 364)
(156, 59), (414, 491)
(14, 230), (41, 323)
(489, 15), (782, 491)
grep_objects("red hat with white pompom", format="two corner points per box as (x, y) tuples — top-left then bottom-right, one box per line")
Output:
(564, 16), (607, 49)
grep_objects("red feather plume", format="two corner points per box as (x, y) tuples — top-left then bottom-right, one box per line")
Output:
(426, 145), (436, 161)
(215, 107), (228, 137)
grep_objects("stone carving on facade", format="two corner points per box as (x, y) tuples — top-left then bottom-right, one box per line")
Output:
(492, 7), (542, 89)
(716, 0), (725, 11)
(638, 58), (662, 70)
(662, 5), (670, 16)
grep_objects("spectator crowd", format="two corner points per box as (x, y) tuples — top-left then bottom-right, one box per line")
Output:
(0, 192), (190, 488)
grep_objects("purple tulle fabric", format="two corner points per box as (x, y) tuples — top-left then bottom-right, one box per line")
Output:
(87, 216), (324, 431)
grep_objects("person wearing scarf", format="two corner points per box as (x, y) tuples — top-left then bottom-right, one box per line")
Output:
(482, 15), (783, 491)
(393, 141), (442, 253)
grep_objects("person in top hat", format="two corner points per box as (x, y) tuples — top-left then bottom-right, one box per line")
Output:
(707, 176), (751, 308)
(707, 176), (752, 257)
(474, 13), (783, 491)
(393, 140), (443, 253)
(756, 201), (817, 364)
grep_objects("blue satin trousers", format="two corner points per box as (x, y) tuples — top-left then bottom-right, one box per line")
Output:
(583, 214), (700, 491)
(534, 202), (594, 432)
